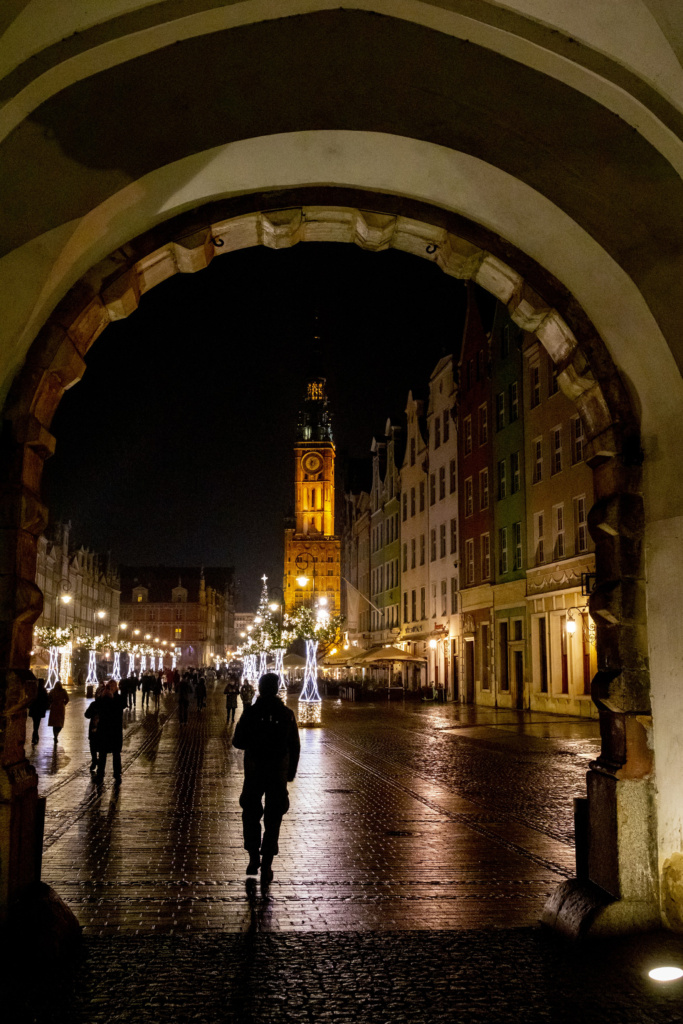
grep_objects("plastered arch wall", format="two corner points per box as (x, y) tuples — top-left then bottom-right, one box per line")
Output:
(2, 128), (682, 933)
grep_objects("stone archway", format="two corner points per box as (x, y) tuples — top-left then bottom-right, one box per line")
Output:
(0, 190), (653, 936)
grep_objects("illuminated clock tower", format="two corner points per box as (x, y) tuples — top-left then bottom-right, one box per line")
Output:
(283, 377), (341, 615)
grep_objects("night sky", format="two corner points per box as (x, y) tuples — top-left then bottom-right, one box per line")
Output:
(43, 243), (481, 608)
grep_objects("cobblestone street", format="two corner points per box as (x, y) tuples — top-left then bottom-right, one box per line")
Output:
(20, 688), (683, 1023)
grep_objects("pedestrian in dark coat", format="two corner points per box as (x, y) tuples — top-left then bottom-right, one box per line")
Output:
(47, 680), (69, 743)
(178, 675), (192, 724)
(28, 677), (50, 744)
(239, 680), (255, 709)
(195, 675), (207, 711)
(233, 673), (300, 882)
(95, 679), (125, 783)
(224, 676), (239, 724)
(152, 673), (163, 712)
(84, 682), (105, 769)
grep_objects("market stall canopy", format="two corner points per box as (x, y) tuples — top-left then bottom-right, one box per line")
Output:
(321, 648), (364, 666)
(355, 645), (427, 663)
(283, 652), (307, 668)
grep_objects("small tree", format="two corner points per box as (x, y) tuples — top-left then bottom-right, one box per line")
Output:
(285, 605), (344, 703)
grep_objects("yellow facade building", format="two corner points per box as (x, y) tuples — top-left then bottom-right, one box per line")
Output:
(284, 378), (341, 614)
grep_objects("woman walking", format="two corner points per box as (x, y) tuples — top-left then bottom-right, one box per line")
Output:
(48, 679), (69, 744)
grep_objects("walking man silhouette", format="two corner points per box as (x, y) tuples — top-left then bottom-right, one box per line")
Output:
(233, 673), (300, 883)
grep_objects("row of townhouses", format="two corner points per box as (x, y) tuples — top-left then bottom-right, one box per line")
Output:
(341, 289), (597, 717)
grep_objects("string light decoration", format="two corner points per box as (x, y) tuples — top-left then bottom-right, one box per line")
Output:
(274, 647), (287, 695)
(140, 654), (147, 675)
(47, 646), (60, 688)
(150, 655), (156, 672)
(86, 649), (98, 685)
(112, 650), (121, 682)
(285, 603), (344, 706)
(59, 639), (72, 686)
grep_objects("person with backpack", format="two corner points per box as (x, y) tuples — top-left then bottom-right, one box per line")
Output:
(232, 673), (300, 883)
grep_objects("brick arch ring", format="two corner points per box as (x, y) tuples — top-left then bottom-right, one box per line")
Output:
(3, 192), (646, 820)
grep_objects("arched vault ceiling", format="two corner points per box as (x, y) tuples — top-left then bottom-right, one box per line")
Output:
(1, 10), (682, 347)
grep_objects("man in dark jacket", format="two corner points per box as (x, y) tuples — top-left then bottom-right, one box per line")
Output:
(233, 673), (300, 882)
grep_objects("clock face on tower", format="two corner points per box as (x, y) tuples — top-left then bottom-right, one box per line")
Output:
(302, 452), (323, 475)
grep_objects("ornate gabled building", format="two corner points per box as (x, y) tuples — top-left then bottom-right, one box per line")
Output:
(283, 377), (341, 614)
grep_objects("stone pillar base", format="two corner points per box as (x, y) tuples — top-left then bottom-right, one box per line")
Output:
(542, 879), (660, 939)
(7, 882), (81, 961)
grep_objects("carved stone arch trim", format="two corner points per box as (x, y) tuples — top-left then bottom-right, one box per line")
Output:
(0, 189), (652, 930)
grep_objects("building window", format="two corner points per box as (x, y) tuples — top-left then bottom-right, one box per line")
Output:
(549, 357), (560, 395)
(403, 493), (408, 521)
(498, 460), (507, 501)
(404, 592), (408, 623)
(513, 521), (523, 570)
(441, 578), (447, 616)
(496, 392), (505, 432)
(509, 380), (519, 422)
(420, 586), (426, 620)
(533, 438), (543, 483)
(174, 627), (182, 639)
(429, 473), (436, 506)
(478, 404), (488, 445)
(511, 451), (521, 493)
(443, 410), (450, 443)
(411, 538), (416, 569)
(530, 364), (541, 408)
(575, 495), (588, 553)
(430, 529), (437, 562)
(449, 458), (456, 493)
(465, 477), (473, 517)
(403, 543), (408, 572)
(438, 466), (446, 500)
(479, 468), (489, 509)
(535, 512), (545, 565)
(499, 527), (508, 575)
(464, 416), (472, 456)
(467, 359), (473, 390)
(431, 582), (437, 618)
(420, 534), (425, 565)
(450, 576), (458, 614)
(408, 589), (415, 621)
(551, 427), (562, 475)
(450, 518), (457, 554)
(410, 437), (416, 466)
(481, 533), (491, 580)
(410, 487), (416, 516)
(571, 416), (585, 464)
(465, 539), (475, 584)
(434, 415), (441, 449)
(440, 523), (446, 558)
(554, 504), (565, 559)
(419, 481), (425, 512)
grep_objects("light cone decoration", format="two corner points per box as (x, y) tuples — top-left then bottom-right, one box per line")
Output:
(274, 648), (287, 695)
(112, 650), (121, 682)
(47, 647), (59, 688)
(285, 603), (344, 714)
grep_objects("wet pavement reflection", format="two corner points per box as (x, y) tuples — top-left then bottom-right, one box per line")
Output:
(26, 686), (600, 935)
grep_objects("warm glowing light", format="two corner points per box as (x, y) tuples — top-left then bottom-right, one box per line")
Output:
(330, 648), (338, 655)
(296, 575), (309, 587)
(145, 634), (151, 640)
(97, 610), (106, 619)
(60, 594), (71, 604)
(254, 616), (262, 624)
(133, 629), (140, 635)
(566, 617), (577, 635)
(429, 639), (437, 649)
(119, 622), (128, 629)
(269, 602), (280, 612)
(343, 645), (349, 650)
(162, 640), (167, 645)
(247, 626), (252, 633)
(240, 631), (246, 637)
(154, 637), (159, 642)
(649, 967), (683, 982)
(318, 596), (328, 606)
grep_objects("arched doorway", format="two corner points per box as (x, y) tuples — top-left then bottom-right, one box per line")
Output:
(1, 191), (656, 937)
